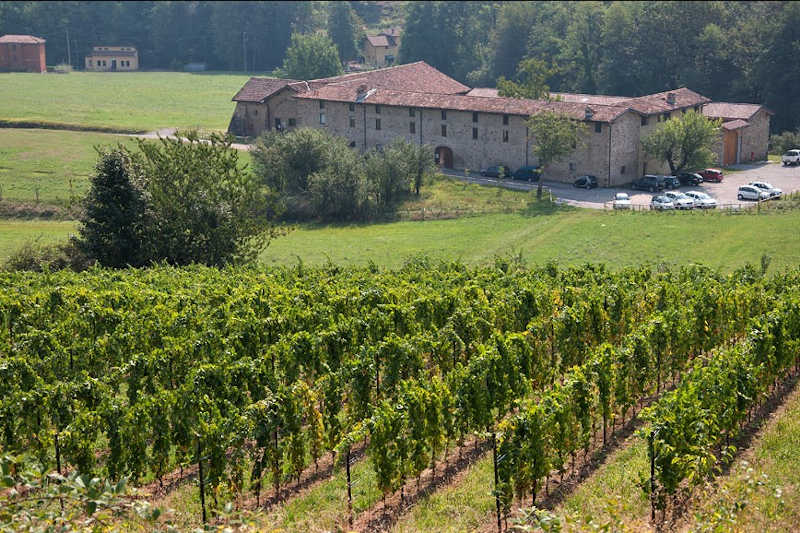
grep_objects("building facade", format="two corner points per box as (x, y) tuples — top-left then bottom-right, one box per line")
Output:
(0, 34), (46, 73)
(228, 62), (770, 186)
(363, 28), (401, 68)
(703, 103), (773, 165)
(84, 46), (138, 71)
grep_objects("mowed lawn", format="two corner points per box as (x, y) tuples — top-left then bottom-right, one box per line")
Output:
(263, 208), (800, 272)
(4, 209), (800, 272)
(0, 129), (136, 204)
(0, 219), (77, 260)
(0, 71), (253, 132)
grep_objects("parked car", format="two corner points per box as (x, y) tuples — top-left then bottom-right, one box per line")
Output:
(573, 175), (598, 189)
(698, 168), (724, 183)
(684, 190), (717, 209)
(480, 165), (511, 178)
(512, 165), (542, 181)
(782, 149), (800, 166)
(650, 195), (675, 210)
(664, 191), (695, 209)
(661, 175), (680, 189)
(749, 181), (782, 199)
(631, 175), (664, 192)
(738, 185), (770, 201)
(676, 172), (703, 185)
(612, 192), (632, 210)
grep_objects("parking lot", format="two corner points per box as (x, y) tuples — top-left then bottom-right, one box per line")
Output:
(442, 161), (800, 210)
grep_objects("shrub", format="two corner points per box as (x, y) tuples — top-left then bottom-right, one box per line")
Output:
(769, 129), (800, 155)
(3, 240), (90, 272)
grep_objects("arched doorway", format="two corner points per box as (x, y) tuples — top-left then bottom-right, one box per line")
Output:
(434, 146), (454, 169)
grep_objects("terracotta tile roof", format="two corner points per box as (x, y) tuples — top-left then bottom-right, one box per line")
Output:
(703, 102), (771, 120)
(232, 77), (298, 103)
(551, 92), (634, 106)
(621, 87), (710, 115)
(296, 85), (632, 123)
(306, 61), (470, 95)
(87, 50), (137, 57)
(0, 34), (45, 44)
(465, 88), (500, 97)
(721, 119), (750, 131)
(366, 34), (392, 47)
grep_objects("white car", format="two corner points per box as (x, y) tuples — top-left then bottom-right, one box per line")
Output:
(749, 181), (782, 199)
(650, 195), (675, 210)
(612, 192), (632, 210)
(738, 185), (770, 201)
(782, 149), (800, 166)
(664, 191), (695, 210)
(684, 191), (717, 209)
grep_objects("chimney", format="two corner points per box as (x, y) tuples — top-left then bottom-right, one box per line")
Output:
(667, 92), (676, 106)
(584, 106), (594, 120)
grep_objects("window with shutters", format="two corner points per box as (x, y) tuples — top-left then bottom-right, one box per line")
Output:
(441, 109), (447, 120)
(595, 122), (602, 133)
(503, 114), (509, 125)
(376, 118), (381, 130)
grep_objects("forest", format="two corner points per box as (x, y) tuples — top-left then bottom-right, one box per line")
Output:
(1, 1), (798, 133)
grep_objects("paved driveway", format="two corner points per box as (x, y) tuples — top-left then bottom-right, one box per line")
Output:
(443, 162), (800, 209)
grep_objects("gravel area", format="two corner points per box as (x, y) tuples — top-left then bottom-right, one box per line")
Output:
(442, 161), (800, 210)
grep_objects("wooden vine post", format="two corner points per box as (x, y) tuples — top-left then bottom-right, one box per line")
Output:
(492, 432), (501, 533)
(198, 440), (207, 525)
(648, 430), (655, 524)
(346, 445), (353, 528)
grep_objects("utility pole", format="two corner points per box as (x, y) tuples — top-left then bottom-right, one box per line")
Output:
(242, 32), (247, 72)
(65, 26), (71, 67)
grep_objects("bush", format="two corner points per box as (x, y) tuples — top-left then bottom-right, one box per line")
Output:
(3, 239), (91, 272)
(769, 129), (800, 155)
(309, 147), (369, 220)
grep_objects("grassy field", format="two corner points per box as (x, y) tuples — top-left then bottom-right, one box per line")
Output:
(0, 219), (77, 260)
(0, 71), (254, 132)
(262, 207), (800, 272)
(4, 206), (800, 271)
(0, 129), (136, 204)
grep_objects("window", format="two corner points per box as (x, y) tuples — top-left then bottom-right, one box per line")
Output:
(349, 117), (355, 128)
(472, 112), (478, 123)
(595, 122), (602, 133)
(503, 114), (509, 125)
(663, 112), (671, 121)
(621, 165), (626, 175)
(254, 109), (258, 116)
(503, 130), (509, 143)
(288, 118), (296, 127)
(441, 124), (447, 137)
(319, 101), (325, 109)
(641, 116), (648, 126)
(376, 118), (381, 130)
(410, 121), (416, 134)
(349, 141), (356, 147)
(409, 108), (415, 117)
(569, 162), (576, 171)
(349, 103), (355, 112)
(320, 113), (326, 125)
(274, 118), (281, 129)
(375, 105), (381, 114)
(472, 127), (478, 140)
(441, 109), (447, 120)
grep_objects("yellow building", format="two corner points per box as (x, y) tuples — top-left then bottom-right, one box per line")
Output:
(363, 28), (400, 68)
(85, 46), (138, 71)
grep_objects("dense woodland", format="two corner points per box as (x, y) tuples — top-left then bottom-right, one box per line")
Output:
(1, 1), (799, 132)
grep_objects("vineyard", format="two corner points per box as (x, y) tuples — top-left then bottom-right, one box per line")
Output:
(2, 260), (800, 531)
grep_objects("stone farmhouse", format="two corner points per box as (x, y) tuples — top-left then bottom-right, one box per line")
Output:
(702, 103), (772, 166)
(84, 46), (138, 71)
(228, 62), (771, 186)
(362, 27), (401, 68)
(0, 34), (46, 73)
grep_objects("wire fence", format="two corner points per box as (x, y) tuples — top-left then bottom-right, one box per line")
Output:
(601, 195), (800, 214)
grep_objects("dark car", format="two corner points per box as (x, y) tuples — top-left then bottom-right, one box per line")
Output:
(573, 175), (598, 189)
(512, 165), (542, 182)
(676, 172), (703, 186)
(631, 174), (664, 192)
(660, 175), (680, 189)
(480, 165), (511, 178)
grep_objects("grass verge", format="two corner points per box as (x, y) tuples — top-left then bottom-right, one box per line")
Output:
(0, 219), (77, 261)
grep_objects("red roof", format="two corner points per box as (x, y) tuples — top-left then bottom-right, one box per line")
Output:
(721, 119), (750, 131)
(306, 61), (470, 95)
(295, 84), (632, 123)
(0, 34), (45, 44)
(365, 34), (393, 47)
(703, 102), (771, 120)
(232, 77), (298, 103)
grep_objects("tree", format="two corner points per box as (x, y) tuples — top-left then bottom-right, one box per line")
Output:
(641, 110), (722, 175)
(497, 58), (558, 100)
(281, 32), (343, 80)
(328, 1), (358, 62)
(308, 145), (368, 221)
(396, 140), (436, 197)
(78, 148), (149, 268)
(527, 111), (587, 198)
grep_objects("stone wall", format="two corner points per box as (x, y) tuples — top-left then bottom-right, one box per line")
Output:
(740, 109), (770, 162)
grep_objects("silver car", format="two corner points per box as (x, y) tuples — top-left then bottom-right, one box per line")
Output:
(664, 191), (695, 210)
(613, 192), (632, 210)
(650, 195), (675, 210)
(749, 181), (782, 199)
(738, 185), (770, 201)
(684, 191), (717, 209)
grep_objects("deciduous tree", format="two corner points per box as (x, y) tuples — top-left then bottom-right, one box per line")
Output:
(641, 110), (721, 174)
(527, 111), (587, 198)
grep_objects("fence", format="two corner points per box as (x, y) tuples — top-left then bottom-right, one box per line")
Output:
(601, 198), (796, 214)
